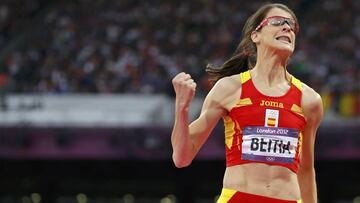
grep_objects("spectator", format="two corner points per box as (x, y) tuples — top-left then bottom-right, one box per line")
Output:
(0, 0), (358, 118)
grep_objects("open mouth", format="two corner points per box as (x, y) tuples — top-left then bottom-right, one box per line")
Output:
(276, 36), (291, 43)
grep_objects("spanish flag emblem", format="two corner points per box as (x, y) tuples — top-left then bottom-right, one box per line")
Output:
(267, 117), (276, 127)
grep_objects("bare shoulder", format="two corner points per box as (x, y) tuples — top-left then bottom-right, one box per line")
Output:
(212, 74), (241, 94)
(301, 83), (323, 123)
(203, 74), (242, 111)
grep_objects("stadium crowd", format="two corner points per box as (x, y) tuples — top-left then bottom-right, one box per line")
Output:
(0, 0), (359, 117)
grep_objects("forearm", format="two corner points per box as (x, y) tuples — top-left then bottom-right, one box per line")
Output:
(171, 106), (196, 168)
(170, 72), (227, 168)
(298, 167), (317, 203)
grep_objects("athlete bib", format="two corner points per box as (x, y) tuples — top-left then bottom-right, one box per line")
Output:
(241, 126), (299, 164)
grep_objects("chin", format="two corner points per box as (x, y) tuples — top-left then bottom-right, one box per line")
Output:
(276, 45), (294, 56)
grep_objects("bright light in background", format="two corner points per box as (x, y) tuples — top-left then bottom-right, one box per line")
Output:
(160, 197), (172, 203)
(31, 193), (41, 203)
(167, 194), (177, 202)
(160, 194), (177, 203)
(76, 193), (88, 203)
(353, 196), (360, 203)
(123, 194), (135, 203)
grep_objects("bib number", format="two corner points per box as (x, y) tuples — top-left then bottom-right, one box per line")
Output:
(241, 126), (299, 163)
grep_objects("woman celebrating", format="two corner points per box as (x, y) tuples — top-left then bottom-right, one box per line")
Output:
(171, 3), (323, 203)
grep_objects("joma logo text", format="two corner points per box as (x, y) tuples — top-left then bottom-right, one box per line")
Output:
(260, 100), (284, 108)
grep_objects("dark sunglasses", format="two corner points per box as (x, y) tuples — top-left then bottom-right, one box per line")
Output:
(255, 16), (299, 35)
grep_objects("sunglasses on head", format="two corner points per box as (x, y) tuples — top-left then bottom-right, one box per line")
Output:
(255, 16), (299, 34)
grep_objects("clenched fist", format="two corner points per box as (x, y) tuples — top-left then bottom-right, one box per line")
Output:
(172, 72), (197, 110)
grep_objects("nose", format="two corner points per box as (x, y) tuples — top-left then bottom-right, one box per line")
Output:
(282, 21), (293, 32)
(282, 26), (291, 32)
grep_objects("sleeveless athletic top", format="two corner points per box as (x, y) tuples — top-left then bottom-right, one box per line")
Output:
(223, 70), (307, 173)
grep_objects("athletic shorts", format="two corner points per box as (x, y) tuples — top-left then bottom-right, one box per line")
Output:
(217, 188), (302, 203)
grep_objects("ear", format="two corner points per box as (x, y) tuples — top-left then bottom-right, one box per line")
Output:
(251, 31), (260, 43)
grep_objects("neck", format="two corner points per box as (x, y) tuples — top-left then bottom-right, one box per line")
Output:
(252, 52), (290, 87)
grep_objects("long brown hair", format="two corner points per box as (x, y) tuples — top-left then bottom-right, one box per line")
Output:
(206, 3), (298, 83)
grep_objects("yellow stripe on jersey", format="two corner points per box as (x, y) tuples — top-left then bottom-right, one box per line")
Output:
(291, 104), (305, 118)
(297, 200), (302, 203)
(298, 132), (303, 155)
(291, 76), (302, 91)
(240, 70), (251, 84)
(235, 97), (253, 107)
(223, 116), (236, 149)
(217, 188), (237, 203)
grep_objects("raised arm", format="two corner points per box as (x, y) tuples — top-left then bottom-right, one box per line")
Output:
(171, 73), (237, 168)
(298, 84), (323, 203)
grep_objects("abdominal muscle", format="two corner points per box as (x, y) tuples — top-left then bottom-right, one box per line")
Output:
(223, 163), (301, 200)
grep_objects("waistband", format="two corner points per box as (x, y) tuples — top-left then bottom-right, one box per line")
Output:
(217, 188), (302, 203)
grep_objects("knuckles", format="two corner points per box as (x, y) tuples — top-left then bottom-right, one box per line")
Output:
(172, 72), (197, 91)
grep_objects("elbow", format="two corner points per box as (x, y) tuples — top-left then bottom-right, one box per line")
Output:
(173, 161), (189, 168)
(173, 159), (191, 168)
(172, 153), (191, 168)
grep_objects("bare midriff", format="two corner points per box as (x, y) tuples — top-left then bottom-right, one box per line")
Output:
(223, 163), (301, 200)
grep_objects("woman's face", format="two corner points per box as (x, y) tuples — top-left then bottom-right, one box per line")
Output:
(253, 7), (297, 55)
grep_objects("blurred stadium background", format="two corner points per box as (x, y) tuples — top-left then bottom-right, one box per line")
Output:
(0, 0), (359, 202)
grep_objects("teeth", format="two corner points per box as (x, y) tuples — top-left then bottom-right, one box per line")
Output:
(277, 36), (291, 43)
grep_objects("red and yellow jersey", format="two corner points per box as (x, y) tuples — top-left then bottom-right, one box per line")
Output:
(224, 70), (307, 173)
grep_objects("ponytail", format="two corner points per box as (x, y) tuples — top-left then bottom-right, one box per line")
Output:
(206, 49), (255, 84)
